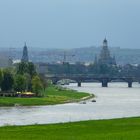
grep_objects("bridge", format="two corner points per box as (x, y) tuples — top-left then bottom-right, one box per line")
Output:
(45, 74), (138, 88)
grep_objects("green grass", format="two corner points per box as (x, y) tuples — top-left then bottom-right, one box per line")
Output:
(0, 117), (140, 140)
(44, 86), (90, 99)
(0, 86), (91, 106)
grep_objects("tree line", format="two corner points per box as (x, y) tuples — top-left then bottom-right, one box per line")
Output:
(47, 62), (140, 78)
(0, 62), (45, 96)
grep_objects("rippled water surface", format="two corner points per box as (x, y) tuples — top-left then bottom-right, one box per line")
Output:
(0, 82), (140, 126)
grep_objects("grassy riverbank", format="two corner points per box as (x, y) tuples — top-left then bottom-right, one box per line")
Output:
(0, 86), (91, 107)
(0, 117), (140, 140)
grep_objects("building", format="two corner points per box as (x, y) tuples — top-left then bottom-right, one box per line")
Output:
(97, 38), (116, 65)
(21, 43), (29, 62)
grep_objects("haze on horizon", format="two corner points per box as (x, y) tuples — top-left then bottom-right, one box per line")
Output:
(0, 0), (140, 49)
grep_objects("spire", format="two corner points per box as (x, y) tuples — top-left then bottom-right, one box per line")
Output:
(21, 43), (29, 63)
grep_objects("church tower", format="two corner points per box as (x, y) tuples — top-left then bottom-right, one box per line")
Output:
(21, 43), (29, 63)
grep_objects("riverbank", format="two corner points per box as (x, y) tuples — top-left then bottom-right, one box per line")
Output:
(0, 117), (140, 140)
(0, 86), (92, 107)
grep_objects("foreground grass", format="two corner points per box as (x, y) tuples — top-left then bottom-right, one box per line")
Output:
(0, 86), (91, 106)
(0, 117), (140, 140)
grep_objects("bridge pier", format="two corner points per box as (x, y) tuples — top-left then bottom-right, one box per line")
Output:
(101, 79), (108, 87)
(128, 81), (132, 88)
(77, 82), (81, 87)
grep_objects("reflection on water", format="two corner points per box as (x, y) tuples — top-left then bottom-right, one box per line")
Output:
(0, 82), (140, 126)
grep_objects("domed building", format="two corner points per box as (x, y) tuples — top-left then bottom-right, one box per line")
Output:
(97, 38), (116, 65)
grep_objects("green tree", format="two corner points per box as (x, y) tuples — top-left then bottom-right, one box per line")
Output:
(28, 62), (37, 78)
(39, 74), (48, 90)
(16, 62), (37, 92)
(32, 75), (43, 96)
(17, 62), (36, 78)
(17, 62), (28, 74)
(14, 74), (26, 92)
(24, 73), (32, 91)
(1, 70), (14, 92)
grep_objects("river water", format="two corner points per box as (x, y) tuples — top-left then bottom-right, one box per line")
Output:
(0, 82), (140, 126)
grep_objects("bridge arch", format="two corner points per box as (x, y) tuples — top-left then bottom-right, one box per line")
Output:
(50, 77), (81, 87)
(46, 75), (134, 88)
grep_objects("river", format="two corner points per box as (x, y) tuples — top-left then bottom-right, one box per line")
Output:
(0, 82), (140, 126)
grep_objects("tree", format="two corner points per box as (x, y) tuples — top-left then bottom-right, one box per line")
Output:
(24, 73), (32, 91)
(1, 70), (14, 92)
(17, 62), (28, 74)
(28, 62), (37, 78)
(39, 74), (48, 90)
(32, 75), (43, 96)
(14, 74), (26, 92)
(17, 62), (36, 77)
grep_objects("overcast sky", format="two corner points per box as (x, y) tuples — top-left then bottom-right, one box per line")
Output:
(0, 0), (140, 49)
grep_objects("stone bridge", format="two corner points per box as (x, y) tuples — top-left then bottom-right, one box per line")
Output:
(45, 74), (137, 88)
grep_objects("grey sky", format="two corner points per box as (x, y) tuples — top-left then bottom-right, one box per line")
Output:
(0, 0), (140, 48)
